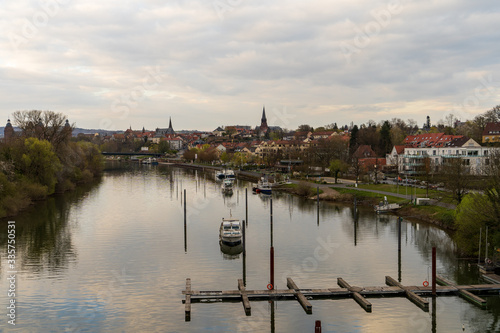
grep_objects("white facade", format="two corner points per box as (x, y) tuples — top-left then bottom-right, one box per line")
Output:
(391, 139), (498, 175)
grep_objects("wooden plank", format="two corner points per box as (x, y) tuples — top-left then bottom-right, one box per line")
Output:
(436, 275), (487, 308)
(238, 279), (251, 315)
(337, 277), (372, 312)
(287, 278), (313, 314)
(185, 278), (191, 322)
(386, 276), (429, 311)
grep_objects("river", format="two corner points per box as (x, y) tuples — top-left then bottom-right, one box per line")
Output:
(0, 163), (499, 332)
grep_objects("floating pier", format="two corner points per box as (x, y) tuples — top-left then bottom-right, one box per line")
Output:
(182, 276), (500, 320)
(436, 276), (487, 307)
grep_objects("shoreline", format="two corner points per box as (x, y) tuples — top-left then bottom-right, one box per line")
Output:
(165, 162), (457, 232)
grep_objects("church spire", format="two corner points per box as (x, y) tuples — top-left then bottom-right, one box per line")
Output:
(261, 106), (267, 124)
(168, 117), (172, 130)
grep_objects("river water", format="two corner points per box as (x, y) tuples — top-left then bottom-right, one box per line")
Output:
(0, 163), (499, 332)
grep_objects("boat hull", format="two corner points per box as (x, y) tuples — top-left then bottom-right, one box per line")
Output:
(220, 236), (242, 246)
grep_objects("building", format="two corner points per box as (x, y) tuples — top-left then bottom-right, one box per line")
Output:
(259, 106), (268, 137)
(4, 119), (14, 142)
(482, 123), (500, 143)
(156, 117), (175, 137)
(390, 135), (495, 176)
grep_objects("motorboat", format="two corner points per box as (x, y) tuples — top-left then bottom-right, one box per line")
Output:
(215, 170), (225, 180)
(224, 169), (236, 179)
(221, 179), (234, 194)
(219, 218), (242, 245)
(252, 176), (272, 194)
(374, 196), (401, 213)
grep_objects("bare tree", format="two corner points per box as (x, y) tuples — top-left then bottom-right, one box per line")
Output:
(12, 110), (73, 151)
(438, 157), (471, 204)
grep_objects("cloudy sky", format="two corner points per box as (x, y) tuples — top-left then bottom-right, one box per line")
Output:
(1, 0), (499, 131)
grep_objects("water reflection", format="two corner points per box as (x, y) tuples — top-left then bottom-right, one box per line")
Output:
(1, 164), (499, 332)
(0, 180), (100, 277)
(219, 241), (243, 259)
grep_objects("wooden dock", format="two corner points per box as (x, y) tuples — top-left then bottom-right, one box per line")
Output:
(182, 276), (500, 320)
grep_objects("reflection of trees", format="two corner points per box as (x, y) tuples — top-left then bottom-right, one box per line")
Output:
(0, 180), (100, 275)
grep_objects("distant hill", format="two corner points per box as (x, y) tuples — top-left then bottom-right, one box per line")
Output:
(0, 127), (122, 138)
(72, 128), (123, 136)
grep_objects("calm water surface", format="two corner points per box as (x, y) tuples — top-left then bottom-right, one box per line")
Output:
(0, 163), (499, 332)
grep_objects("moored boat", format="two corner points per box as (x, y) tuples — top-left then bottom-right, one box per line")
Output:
(221, 179), (234, 194)
(374, 196), (400, 213)
(219, 218), (242, 246)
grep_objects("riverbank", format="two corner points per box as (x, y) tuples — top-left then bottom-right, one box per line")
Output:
(168, 162), (456, 231)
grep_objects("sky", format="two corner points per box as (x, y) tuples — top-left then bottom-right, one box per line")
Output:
(1, 0), (500, 132)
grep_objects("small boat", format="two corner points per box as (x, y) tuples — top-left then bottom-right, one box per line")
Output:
(219, 218), (242, 246)
(374, 196), (400, 213)
(253, 176), (272, 194)
(142, 157), (158, 165)
(221, 179), (234, 193)
(215, 171), (225, 180)
(224, 169), (236, 179)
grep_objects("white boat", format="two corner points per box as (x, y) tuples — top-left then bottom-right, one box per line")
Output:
(219, 218), (242, 245)
(253, 177), (272, 194)
(215, 171), (225, 180)
(221, 179), (234, 193)
(374, 196), (401, 213)
(224, 169), (236, 179)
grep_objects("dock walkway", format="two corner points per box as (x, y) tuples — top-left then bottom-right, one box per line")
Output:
(182, 276), (500, 321)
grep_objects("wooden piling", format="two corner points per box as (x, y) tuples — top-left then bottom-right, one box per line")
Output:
(238, 279), (251, 315)
(386, 276), (429, 311)
(436, 276), (487, 307)
(337, 278), (372, 312)
(432, 247), (436, 296)
(183, 189), (186, 224)
(185, 278), (191, 321)
(287, 277), (312, 314)
(398, 217), (402, 252)
(317, 186), (319, 225)
(245, 188), (248, 225)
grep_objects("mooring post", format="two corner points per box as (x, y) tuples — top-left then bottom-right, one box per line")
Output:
(432, 247), (436, 296)
(398, 217), (402, 252)
(270, 246), (275, 290)
(317, 186), (320, 225)
(315, 320), (321, 333)
(270, 197), (274, 290)
(245, 188), (248, 226)
(184, 189), (187, 224)
(242, 220), (246, 255)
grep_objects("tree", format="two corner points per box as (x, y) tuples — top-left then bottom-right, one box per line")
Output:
(349, 125), (359, 157)
(309, 137), (348, 173)
(18, 138), (62, 194)
(12, 110), (73, 152)
(329, 159), (349, 184)
(379, 120), (392, 154)
(454, 193), (496, 255)
(297, 124), (313, 132)
(158, 141), (171, 154)
(183, 148), (197, 161)
(438, 157), (471, 204)
(418, 157), (433, 197)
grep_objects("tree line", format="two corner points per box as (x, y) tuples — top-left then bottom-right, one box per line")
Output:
(0, 110), (103, 217)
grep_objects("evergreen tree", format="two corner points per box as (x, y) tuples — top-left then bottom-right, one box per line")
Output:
(349, 125), (359, 157)
(379, 120), (392, 154)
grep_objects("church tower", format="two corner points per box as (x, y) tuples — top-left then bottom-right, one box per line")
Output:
(4, 119), (14, 142)
(166, 116), (175, 135)
(259, 106), (268, 136)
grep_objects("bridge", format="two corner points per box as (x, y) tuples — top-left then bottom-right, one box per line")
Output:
(101, 152), (164, 157)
